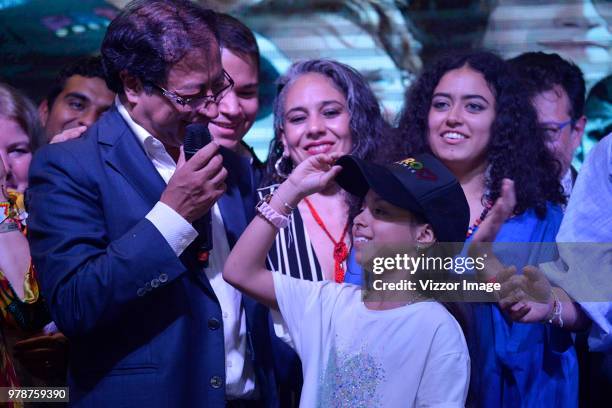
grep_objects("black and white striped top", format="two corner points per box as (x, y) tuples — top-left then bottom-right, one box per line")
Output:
(258, 185), (325, 282)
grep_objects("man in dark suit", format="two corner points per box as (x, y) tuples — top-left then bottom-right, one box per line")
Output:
(27, 1), (276, 406)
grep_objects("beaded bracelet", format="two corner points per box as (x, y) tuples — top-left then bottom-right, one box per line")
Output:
(281, 200), (295, 214)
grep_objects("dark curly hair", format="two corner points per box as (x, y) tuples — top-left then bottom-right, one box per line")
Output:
(263, 59), (392, 185)
(507, 51), (586, 122)
(101, 0), (218, 94)
(396, 50), (565, 217)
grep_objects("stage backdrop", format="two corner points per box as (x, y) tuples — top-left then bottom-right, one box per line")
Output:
(0, 0), (609, 163)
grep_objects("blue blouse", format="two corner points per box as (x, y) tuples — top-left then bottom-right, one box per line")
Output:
(467, 204), (577, 408)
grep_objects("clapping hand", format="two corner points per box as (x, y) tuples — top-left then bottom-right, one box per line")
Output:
(469, 179), (516, 282)
(472, 179), (554, 322)
(471, 179), (516, 244)
(498, 265), (554, 323)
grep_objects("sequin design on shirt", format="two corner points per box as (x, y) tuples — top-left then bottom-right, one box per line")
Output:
(318, 341), (386, 407)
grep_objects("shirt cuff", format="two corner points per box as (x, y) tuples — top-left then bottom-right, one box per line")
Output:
(146, 201), (197, 256)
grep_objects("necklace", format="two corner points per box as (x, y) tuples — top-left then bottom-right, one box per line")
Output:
(303, 197), (350, 283)
(466, 200), (493, 238)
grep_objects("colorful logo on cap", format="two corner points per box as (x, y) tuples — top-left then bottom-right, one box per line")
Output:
(396, 157), (437, 181)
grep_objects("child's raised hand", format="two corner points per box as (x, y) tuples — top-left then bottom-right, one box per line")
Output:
(287, 154), (342, 199)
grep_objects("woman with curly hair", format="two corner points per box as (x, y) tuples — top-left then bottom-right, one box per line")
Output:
(396, 51), (577, 407)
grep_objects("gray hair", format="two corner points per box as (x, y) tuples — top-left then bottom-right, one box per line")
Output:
(264, 59), (388, 184)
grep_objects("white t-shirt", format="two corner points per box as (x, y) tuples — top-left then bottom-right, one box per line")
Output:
(272, 272), (470, 408)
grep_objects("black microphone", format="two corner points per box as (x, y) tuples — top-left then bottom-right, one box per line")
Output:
(183, 124), (213, 263)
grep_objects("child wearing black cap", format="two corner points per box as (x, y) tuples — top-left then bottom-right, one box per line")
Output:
(224, 153), (470, 407)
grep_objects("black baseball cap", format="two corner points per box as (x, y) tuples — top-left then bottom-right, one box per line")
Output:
(336, 154), (470, 243)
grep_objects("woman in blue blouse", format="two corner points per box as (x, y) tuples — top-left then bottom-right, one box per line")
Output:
(392, 51), (576, 407)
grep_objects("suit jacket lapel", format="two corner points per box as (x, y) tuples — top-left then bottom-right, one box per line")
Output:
(218, 192), (247, 249)
(218, 148), (251, 248)
(98, 108), (165, 207)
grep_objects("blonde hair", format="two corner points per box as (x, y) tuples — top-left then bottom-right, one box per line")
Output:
(0, 83), (43, 151)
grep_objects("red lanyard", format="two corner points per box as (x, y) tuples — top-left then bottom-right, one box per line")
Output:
(303, 197), (350, 283)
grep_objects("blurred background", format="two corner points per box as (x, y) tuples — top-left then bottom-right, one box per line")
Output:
(0, 0), (610, 164)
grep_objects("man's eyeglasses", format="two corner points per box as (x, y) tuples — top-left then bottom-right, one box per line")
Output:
(150, 70), (234, 109)
(540, 119), (574, 142)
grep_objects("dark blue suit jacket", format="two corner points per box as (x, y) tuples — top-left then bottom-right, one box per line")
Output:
(27, 108), (277, 407)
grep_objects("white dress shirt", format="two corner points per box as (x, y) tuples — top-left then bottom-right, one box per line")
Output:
(116, 97), (256, 397)
(543, 134), (612, 351)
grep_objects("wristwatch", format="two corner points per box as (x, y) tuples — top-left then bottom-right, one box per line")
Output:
(256, 193), (290, 229)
